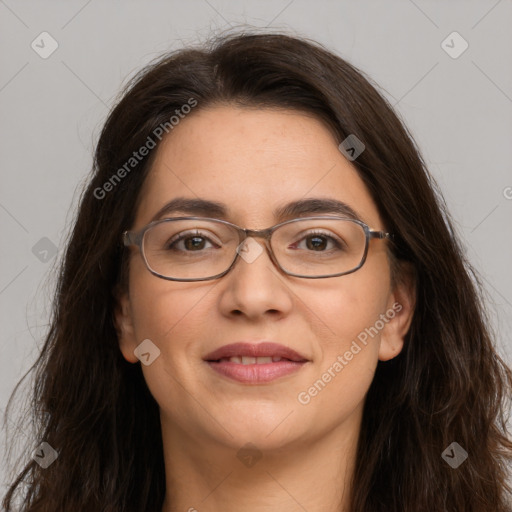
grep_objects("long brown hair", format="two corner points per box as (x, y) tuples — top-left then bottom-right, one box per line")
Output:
(3, 30), (512, 512)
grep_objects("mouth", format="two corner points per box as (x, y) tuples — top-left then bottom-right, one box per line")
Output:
(204, 341), (308, 362)
(203, 342), (309, 384)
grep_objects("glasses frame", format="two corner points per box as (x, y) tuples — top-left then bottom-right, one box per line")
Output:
(122, 215), (393, 282)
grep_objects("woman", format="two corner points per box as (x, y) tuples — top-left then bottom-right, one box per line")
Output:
(2, 31), (511, 512)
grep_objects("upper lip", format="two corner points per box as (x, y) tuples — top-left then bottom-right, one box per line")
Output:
(204, 342), (309, 362)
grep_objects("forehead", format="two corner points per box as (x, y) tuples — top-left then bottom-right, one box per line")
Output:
(134, 106), (381, 229)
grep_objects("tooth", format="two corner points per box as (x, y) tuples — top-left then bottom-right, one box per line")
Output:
(256, 357), (273, 364)
(225, 356), (281, 364)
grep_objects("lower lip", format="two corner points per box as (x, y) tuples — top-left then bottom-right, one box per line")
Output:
(206, 360), (306, 383)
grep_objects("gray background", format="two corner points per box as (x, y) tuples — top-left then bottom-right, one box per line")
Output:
(1, 0), (511, 493)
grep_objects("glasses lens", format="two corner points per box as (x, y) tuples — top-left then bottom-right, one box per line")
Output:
(143, 219), (239, 280)
(271, 218), (367, 277)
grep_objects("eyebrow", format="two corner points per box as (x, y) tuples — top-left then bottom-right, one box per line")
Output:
(150, 196), (363, 224)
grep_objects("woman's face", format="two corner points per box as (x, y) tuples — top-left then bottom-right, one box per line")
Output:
(116, 105), (413, 453)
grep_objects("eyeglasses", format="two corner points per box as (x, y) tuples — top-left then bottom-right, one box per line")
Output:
(122, 216), (393, 281)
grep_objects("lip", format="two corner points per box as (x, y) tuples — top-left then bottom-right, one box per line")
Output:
(204, 342), (310, 384)
(203, 342), (309, 363)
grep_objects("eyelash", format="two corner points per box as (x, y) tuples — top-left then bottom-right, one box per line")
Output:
(166, 229), (344, 252)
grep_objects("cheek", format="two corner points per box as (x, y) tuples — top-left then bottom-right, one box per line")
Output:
(296, 250), (390, 398)
(127, 255), (205, 340)
(127, 271), (214, 409)
(304, 250), (391, 349)
(126, 262), (216, 402)
(131, 285), (212, 353)
(296, 274), (389, 416)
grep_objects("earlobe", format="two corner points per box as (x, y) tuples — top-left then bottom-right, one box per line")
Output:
(113, 290), (139, 363)
(378, 263), (416, 362)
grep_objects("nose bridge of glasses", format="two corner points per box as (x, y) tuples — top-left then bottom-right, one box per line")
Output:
(242, 226), (274, 241)
(229, 225), (280, 276)
(236, 226), (274, 256)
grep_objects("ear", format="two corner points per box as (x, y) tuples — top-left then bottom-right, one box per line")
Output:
(378, 263), (416, 362)
(113, 288), (139, 363)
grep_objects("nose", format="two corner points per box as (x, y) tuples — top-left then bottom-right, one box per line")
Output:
(218, 237), (293, 320)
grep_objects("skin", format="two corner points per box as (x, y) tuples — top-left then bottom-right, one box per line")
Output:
(115, 105), (415, 512)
